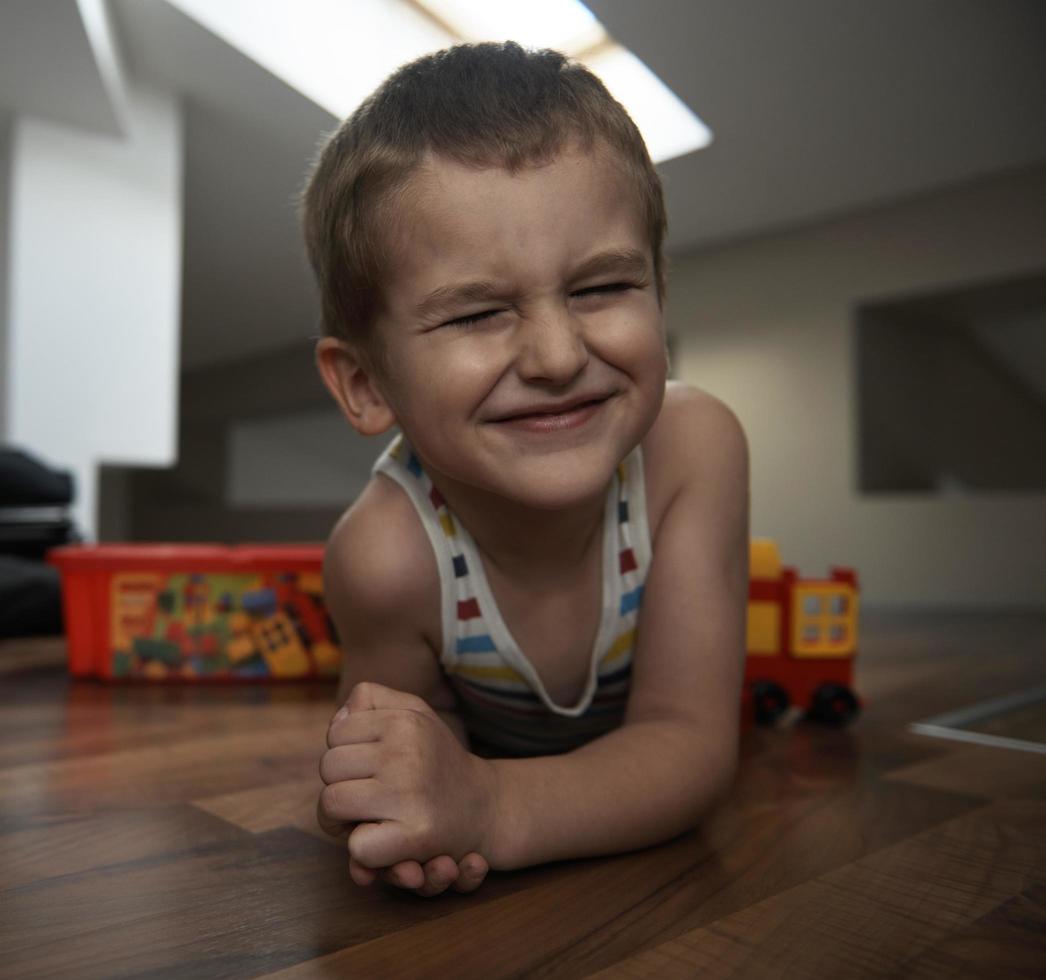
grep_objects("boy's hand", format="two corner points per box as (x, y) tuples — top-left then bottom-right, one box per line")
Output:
(319, 682), (500, 890)
(318, 800), (488, 895)
(349, 852), (489, 896)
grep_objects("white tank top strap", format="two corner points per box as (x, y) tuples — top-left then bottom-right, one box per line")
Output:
(623, 445), (652, 579)
(371, 434), (460, 662)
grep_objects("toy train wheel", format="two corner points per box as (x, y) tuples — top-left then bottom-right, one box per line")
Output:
(752, 681), (790, 726)
(807, 684), (860, 727)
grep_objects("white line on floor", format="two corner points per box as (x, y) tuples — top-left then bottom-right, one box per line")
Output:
(914, 683), (1046, 730)
(908, 722), (1046, 755)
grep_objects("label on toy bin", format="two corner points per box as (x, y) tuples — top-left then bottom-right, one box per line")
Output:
(109, 570), (341, 679)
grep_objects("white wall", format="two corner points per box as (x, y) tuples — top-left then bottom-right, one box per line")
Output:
(0, 116), (10, 440)
(6, 80), (182, 538)
(668, 166), (1046, 609)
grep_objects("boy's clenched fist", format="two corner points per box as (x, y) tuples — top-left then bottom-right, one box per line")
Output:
(319, 682), (499, 895)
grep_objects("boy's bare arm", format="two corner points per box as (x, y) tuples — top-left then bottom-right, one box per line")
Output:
(324, 478), (458, 718)
(486, 389), (749, 869)
(320, 481), (493, 894)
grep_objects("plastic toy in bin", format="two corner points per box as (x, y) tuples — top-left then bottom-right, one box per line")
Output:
(48, 545), (341, 681)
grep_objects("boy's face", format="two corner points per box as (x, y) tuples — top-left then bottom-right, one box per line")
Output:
(370, 145), (667, 510)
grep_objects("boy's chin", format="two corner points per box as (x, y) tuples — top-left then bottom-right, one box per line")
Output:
(487, 460), (619, 512)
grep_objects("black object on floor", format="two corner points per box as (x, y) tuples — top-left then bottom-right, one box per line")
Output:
(0, 555), (64, 637)
(0, 448), (74, 506)
(0, 446), (78, 637)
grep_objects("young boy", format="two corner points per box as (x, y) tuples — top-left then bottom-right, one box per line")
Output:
(304, 42), (748, 897)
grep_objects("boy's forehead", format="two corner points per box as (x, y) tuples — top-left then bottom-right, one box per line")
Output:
(408, 143), (626, 200)
(381, 147), (649, 293)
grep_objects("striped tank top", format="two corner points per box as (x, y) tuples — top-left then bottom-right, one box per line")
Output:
(372, 435), (652, 757)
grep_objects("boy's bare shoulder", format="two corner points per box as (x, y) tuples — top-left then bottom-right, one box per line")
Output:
(324, 473), (441, 647)
(654, 381), (746, 444)
(642, 382), (748, 534)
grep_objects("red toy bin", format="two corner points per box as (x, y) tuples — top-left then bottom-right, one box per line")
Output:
(48, 544), (342, 682)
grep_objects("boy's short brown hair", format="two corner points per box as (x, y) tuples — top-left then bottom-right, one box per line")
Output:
(300, 41), (667, 359)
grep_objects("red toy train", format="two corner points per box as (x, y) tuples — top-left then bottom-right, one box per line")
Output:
(744, 539), (860, 727)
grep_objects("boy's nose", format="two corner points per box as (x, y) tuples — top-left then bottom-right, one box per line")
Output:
(515, 307), (589, 384)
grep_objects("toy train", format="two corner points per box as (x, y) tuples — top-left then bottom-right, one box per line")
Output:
(744, 539), (860, 727)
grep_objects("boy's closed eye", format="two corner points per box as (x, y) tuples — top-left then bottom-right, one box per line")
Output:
(572, 281), (637, 298)
(441, 282), (641, 329)
(443, 307), (509, 329)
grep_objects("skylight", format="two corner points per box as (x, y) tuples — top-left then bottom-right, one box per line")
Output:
(167, 0), (711, 163)
(421, 0), (606, 53)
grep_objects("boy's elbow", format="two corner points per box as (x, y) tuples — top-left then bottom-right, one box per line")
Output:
(654, 720), (738, 828)
(686, 725), (739, 815)
(677, 754), (736, 834)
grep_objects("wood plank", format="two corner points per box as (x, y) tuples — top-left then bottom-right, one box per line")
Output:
(1, 825), (462, 980)
(193, 777), (330, 839)
(257, 842), (710, 980)
(969, 698), (1046, 744)
(0, 805), (243, 890)
(902, 884), (1046, 977)
(886, 743), (1046, 801)
(591, 800), (1046, 978)
(0, 723), (326, 815)
(518, 781), (981, 978)
(0, 637), (67, 676)
(852, 612), (1046, 730)
(0, 653), (338, 772)
(0, 700), (301, 770)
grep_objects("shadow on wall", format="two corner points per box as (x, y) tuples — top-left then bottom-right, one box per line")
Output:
(98, 340), (376, 543)
(857, 269), (1046, 494)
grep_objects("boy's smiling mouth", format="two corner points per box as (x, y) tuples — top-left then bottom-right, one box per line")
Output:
(487, 394), (612, 433)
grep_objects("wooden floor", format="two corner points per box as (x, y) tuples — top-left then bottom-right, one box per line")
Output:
(1, 611), (1044, 979)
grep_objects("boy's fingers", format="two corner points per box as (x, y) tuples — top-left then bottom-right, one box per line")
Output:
(326, 713), (383, 749)
(347, 818), (409, 869)
(344, 681), (429, 715)
(451, 852), (489, 893)
(348, 855), (378, 887)
(344, 681), (385, 713)
(414, 855), (459, 897)
(347, 848), (485, 896)
(316, 794), (339, 837)
(317, 809), (350, 839)
(326, 705), (432, 748)
(319, 743), (379, 784)
(322, 779), (387, 825)
(380, 860), (425, 890)
(315, 795), (355, 839)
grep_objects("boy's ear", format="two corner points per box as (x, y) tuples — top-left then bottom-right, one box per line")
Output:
(315, 337), (397, 436)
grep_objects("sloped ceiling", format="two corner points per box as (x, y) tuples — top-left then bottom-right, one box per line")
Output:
(0, 0), (125, 135)
(588, 0), (1046, 250)
(111, 0), (336, 369)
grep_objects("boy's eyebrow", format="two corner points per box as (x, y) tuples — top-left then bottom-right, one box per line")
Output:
(415, 279), (505, 320)
(414, 249), (652, 320)
(569, 247), (651, 282)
